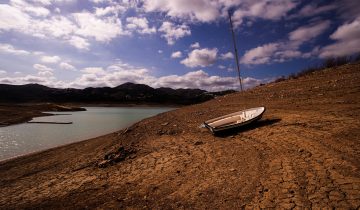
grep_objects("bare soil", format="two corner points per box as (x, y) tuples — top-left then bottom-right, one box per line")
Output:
(0, 63), (359, 209)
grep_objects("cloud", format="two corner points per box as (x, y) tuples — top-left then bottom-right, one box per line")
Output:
(0, 43), (30, 55)
(159, 21), (191, 45)
(126, 17), (156, 34)
(241, 43), (279, 64)
(2, 59), (268, 91)
(220, 52), (234, 60)
(241, 21), (331, 65)
(171, 51), (182, 58)
(33, 63), (54, 76)
(95, 5), (126, 17)
(73, 12), (127, 42)
(60, 62), (76, 71)
(41, 55), (61, 63)
(67, 36), (90, 50)
(289, 3), (337, 19)
(10, 0), (50, 17)
(190, 42), (200, 48)
(181, 48), (218, 67)
(232, 0), (298, 26)
(0, 4), (29, 31)
(153, 70), (265, 91)
(319, 17), (360, 58)
(143, 0), (220, 22)
(0, 70), (7, 75)
(0, 75), (48, 84)
(0, 3), (128, 50)
(289, 20), (330, 44)
(81, 67), (106, 75)
(158, 50), (163, 54)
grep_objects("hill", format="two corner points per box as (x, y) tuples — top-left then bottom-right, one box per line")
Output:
(0, 82), (233, 105)
(0, 63), (359, 209)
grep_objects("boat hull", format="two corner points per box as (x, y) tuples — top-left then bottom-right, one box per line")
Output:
(204, 107), (266, 134)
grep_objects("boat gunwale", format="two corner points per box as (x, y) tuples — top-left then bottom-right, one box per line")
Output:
(203, 107), (266, 133)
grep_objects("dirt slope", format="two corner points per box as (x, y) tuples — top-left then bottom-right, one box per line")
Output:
(0, 63), (359, 209)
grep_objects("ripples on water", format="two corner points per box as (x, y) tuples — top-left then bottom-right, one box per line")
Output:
(0, 107), (173, 161)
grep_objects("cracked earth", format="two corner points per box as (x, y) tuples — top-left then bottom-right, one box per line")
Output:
(0, 63), (359, 209)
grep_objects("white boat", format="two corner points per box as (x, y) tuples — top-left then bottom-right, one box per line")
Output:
(204, 107), (266, 133)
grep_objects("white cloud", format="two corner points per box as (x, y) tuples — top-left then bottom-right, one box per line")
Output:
(171, 51), (182, 58)
(241, 21), (332, 65)
(143, 0), (220, 22)
(0, 75), (48, 84)
(73, 12), (127, 42)
(10, 0), (50, 17)
(0, 3), (128, 50)
(67, 36), (90, 50)
(220, 52), (234, 60)
(95, 5), (126, 17)
(0, 70), (7, 75)
(319, 17), (360, 58)
(2, 59), (268, 91)
(0, 4), (29, 31)
(290, 4), (337, 19)
(241, 43), (279, 64)
(232, 0), (298, 26)
(33, 63), (54, 76)
(159, 21), (191, 45)
(289, 21), (331, 44)
(41, 55), (61, 63)
(190, 42), (200, 48)
(60, 62), (76, 71)
(158, 50), (163, 54)
(0, 43), (30, 55)
(126, 17), (156, 34)
(153, 70), (264, 91)
(81, 67), (106, 75)
(181, 48), (218, 67)
(218, 65), (226, 69)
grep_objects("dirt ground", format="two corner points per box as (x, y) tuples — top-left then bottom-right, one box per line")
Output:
(0, 63), (359, 209)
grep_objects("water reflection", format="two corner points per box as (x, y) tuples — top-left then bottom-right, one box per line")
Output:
(0, 107), (173, 160)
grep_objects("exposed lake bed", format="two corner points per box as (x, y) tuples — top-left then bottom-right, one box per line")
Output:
(0, 64), (360, 209)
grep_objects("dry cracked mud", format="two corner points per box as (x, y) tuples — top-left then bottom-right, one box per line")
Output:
(0, 63), (359, 209)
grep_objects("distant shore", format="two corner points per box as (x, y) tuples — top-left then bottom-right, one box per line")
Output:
(0, 103), (179, 127)
(0, 64), (359, 209)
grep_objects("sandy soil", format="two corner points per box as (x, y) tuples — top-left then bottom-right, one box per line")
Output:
(0, 63), (359, 209)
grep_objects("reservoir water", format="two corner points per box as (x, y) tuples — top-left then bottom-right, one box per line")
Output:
(0, 107), (173, 161)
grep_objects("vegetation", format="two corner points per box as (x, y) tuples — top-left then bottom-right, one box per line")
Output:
(274, 53), (360, 83)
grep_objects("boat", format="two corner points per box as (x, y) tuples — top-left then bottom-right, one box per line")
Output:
(204, 107), (266, 134)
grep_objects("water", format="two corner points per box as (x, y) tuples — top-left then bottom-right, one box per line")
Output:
(0, 107), (173, 161)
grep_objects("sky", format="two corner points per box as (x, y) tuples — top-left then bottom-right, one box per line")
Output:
(0, 0), (359, 91)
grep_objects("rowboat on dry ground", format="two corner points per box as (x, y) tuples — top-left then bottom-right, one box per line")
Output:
(204, 107), (266, 134)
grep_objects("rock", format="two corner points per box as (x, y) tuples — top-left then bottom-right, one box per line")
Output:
(98, 160), (110, 168)
(122, 128), (131, 134)
(157, 130), (165, 135)
(298, 148), (304, 153)
(194, 141), (203, 145)
(161, 122), (169, 126)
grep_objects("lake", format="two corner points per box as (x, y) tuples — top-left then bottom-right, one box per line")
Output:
(0, 107), (173, 161)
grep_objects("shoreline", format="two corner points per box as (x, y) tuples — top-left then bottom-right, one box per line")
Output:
(0, 129), (119, 164)
(0, 64), (359, 209)
(0, 103), (178, 127)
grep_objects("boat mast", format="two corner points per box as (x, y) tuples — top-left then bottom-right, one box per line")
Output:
(228, 10), (243, 91)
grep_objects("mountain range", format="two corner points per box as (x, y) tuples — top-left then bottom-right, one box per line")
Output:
(0, 83), (235, 105)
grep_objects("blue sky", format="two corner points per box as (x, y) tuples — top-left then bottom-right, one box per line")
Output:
(0, 0), (359, 91)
